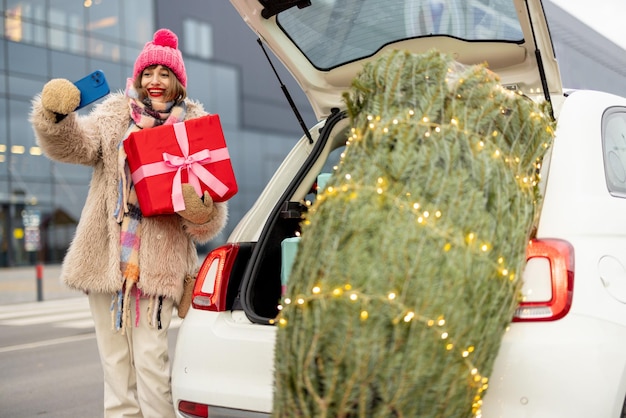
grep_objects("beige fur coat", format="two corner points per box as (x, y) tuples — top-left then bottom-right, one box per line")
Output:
(30, 92), (228, 303)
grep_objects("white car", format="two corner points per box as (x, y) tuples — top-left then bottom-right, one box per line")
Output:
(172, 1), (626, 417)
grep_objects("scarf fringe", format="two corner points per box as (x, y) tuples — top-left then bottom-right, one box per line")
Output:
(135, 289), (141, 328)
(145, 295), (164, 330)
(122, 283), (133, 334)
(110, 281), (165, 333)
(147, 296), (154, 326)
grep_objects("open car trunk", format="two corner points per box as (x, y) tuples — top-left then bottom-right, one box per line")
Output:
(229, 0), (564, 324)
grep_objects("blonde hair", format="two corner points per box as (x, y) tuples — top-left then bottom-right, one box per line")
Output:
(134, 64), (187, 103)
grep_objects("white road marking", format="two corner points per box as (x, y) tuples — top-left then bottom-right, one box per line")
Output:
(0, 333), (96, 354)
(0, 297), (182, 330)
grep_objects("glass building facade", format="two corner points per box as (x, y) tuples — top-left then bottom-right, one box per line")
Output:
(0, 0), (625, 267)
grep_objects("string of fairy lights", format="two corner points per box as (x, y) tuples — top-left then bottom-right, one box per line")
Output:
(274, 78), (553, 416)
(276, 283), (491, 414)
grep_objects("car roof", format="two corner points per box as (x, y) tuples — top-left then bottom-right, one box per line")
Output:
(231, 0), (564, 120)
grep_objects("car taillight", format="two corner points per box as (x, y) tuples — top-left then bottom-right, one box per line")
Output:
(178, 400), (208, 418)
(192, 243), (240, 312)
(513, 238), (574, 322)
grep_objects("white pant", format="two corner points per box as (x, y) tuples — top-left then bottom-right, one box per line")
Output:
(89, 291), (176, 418)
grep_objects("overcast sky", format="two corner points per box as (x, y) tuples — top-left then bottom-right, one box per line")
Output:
(549, 0), (626, 49)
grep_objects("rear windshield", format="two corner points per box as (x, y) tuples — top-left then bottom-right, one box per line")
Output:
(277, 0), (524, 70)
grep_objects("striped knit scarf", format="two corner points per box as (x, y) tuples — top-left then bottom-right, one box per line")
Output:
(112, 80), (186, 333)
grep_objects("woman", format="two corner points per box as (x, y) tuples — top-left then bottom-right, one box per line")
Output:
(30, 29), (226, 417)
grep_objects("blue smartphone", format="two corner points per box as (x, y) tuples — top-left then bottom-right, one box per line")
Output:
(74, 70), (110, 109)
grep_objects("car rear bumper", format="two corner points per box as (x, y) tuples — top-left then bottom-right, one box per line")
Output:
(173, 310), (626, 417)
(172, 309), (275, 416)
(482, 314), (626, 417)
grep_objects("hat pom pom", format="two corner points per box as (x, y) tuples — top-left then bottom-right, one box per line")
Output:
(153, 28), (178, 49)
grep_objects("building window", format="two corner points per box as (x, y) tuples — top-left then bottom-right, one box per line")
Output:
(5, 1), (47, 45)
(183, 18), (212, 60)
(3, 0), (153, 64)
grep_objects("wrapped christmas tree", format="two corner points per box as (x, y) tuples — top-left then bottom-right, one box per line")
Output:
(272, 49), (555, 417)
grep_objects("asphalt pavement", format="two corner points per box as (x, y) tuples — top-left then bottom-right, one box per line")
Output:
(0, 264), (81, 305)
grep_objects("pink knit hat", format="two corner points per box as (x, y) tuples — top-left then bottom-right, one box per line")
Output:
(133, 28), (187, 87)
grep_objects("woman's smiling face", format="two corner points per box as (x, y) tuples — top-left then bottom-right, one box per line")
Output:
(141, 65), (171, 103)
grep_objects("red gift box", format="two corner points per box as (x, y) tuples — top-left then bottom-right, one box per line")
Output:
(123, 114), (238, 217)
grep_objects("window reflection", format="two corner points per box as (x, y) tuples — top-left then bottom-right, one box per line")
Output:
(603, 110), (626, 197)
(5, 2), (46, 45)
(86, 0), (119, 38)
(3, 0), (153, 63)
